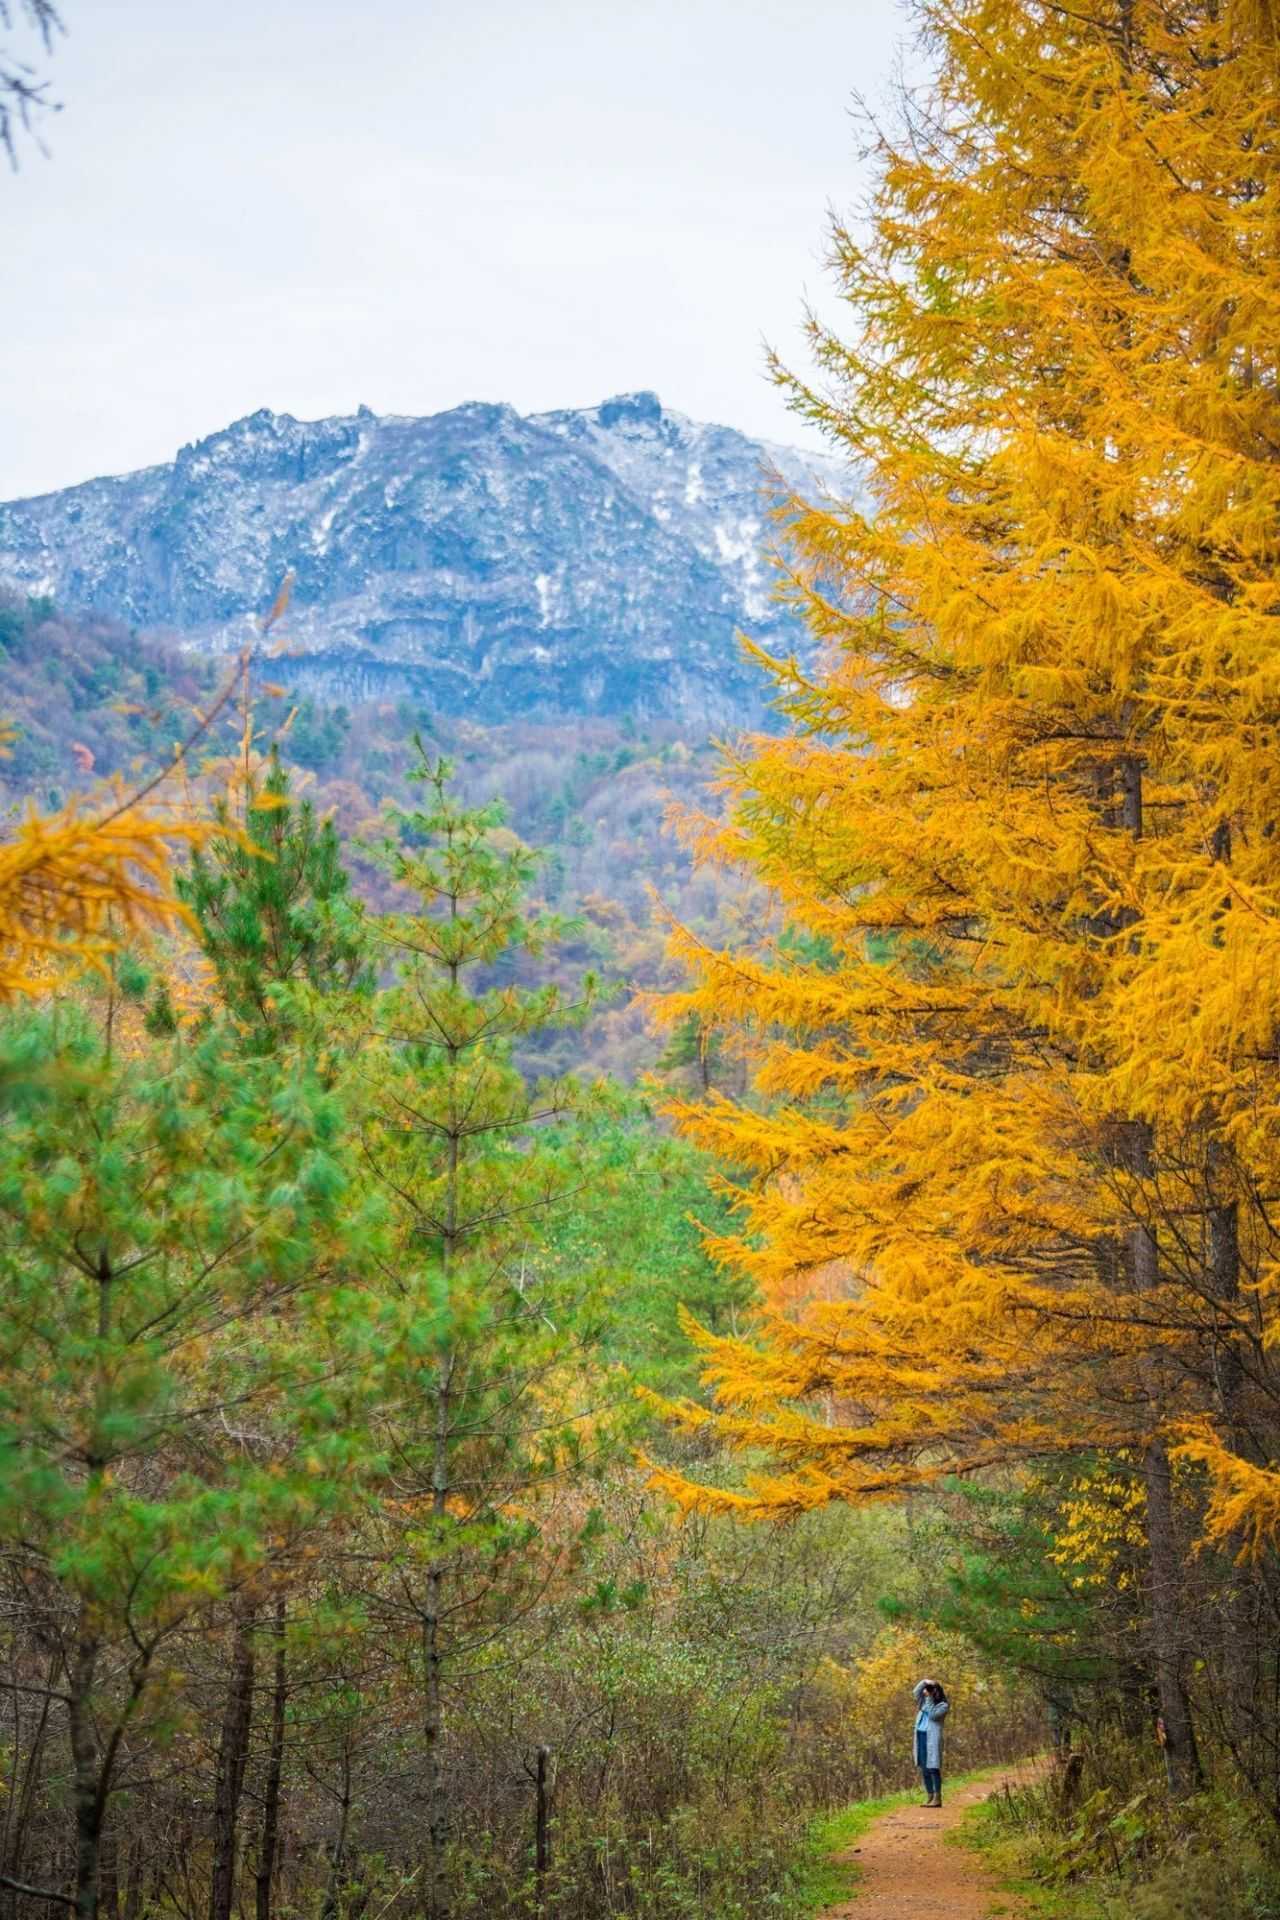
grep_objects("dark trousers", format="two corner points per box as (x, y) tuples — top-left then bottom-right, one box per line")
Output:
(916, 1729), (942, 1797)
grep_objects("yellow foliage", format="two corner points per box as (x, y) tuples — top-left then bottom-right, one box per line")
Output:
(0, 797), (202, 1000)
(652, 0), (1280, 1549)
(1173, 1428), (1280, 1562)
(1050, 1465), (1146, 1592)
(838, 1625), (1019, 1770)
(0, 645), (250, 1001)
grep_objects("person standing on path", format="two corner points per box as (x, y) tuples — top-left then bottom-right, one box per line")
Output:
(912, 1678), (949, 1806)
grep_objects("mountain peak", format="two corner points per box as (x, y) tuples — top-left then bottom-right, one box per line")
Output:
(0, 395), (851, 727)
(597, 391), (663, 429)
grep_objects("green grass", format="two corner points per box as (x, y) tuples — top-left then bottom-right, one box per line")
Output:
(950, 1792), (1107, 1920)
(791, 1786), (923, 1911)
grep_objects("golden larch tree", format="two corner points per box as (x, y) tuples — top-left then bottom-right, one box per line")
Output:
(651, 0), (1280, 1797)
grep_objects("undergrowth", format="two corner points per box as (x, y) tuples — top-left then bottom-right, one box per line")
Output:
(959, 1747), (1280, 1920)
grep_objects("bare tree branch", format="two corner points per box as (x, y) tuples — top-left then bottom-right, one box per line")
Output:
(0, 1), (64, 168)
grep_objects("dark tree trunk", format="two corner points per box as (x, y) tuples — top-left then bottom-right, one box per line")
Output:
(121, 1845), (143, 1920)
(1209, 1191), (1243, 1415)
(255, 1597), (288, 1920)
(318, 1744), (352, 1920)
(423, 1119), (458, 1920)
(68, 1624), (103, 1920)
(1123, 1123), (1203, 1797)
(533, 1744), (551, 1901)
(209, 1602), (257, 1920)
(1143, 1433), (1203, 1795)
(3, 1649), (57, 1918)
(1206, 817), (1244, 1436)
(423, 1560), (448, 1920)
(1203, 821), (1257, 1762)
(1205, 1146), (1262, 1768)
(1115, 760), (1203, 1797)
(98, 1825), (119, 1920)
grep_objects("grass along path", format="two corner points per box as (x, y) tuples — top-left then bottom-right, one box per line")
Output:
(811, 1763), (1042, 1920)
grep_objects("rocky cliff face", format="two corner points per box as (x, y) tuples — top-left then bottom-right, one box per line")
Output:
(0, 393), (850, 726)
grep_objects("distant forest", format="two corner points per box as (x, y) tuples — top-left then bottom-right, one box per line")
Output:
(0, 585), (756, 1080)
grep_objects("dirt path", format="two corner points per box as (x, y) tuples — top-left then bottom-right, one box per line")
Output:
(822, 1764), (1040, 1920)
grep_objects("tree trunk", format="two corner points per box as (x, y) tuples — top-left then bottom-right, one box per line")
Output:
(255, 1597), (288, 1920)
(1209, 1191), (1243, 1417)
(422, 1331), (457, 1920)
(209, 1601), (257, 1920)
(423, 1552), (448, 1920)
(98, 1825), (119, 1920)
(1206, 821), (1244, 1435)
(1124, 1120), (1203, 1798)
(423, 1095), (459, 1920)
(318, 1743), (352, 1920)
(1117, 758), (1203, 1797)
(533, 1744), (551, 1905)
(3, 1649), (57, 1919)
(1143, 1433), (1203, 1795)
(68, 1622), (103, 1920)
(419, 1275), (454, 1919)
(121, 1845), (143, 1920)
(1203, 824), (1254, 1761)
(1204, 1143), (1262, 1769)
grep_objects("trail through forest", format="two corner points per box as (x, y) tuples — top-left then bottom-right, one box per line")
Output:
(822, 1765), (1039, 1920)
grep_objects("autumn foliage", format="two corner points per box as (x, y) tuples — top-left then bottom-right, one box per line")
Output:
(650, 0), (1280, 1800)
(10, 1), (1280, 1908)
(0, 645), (243, 999)
(0, 792), (200, 999)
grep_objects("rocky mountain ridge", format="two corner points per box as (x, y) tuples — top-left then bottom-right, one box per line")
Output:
(0, 392), (852, 727)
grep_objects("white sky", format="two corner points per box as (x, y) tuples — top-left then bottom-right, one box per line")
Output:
(2, 0), (910, 500)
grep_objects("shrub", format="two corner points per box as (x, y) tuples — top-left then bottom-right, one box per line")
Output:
(1108, 1851), (1280, 1920)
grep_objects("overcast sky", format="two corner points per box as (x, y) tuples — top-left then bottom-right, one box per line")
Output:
(3, 0), (909, 500)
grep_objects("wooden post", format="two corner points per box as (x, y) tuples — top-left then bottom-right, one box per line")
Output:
(523, 1746), (551, 1904)
(536, 1747), (550, 1881)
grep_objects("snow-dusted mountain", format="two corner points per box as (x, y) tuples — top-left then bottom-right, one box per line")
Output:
(0, 392), (851, 726)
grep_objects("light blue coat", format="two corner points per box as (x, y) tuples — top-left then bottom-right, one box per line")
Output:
(911, 1680), (949, 1769)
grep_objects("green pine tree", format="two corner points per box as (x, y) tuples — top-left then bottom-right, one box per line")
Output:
(170, 751), (375, 1920)
(881, 1475), (1136, 1739)
(175, 748), (369, 1048)
(358, 748), (614, 1920)
(544, 1089), (748, 1395)
(0, 998), (378, 1920)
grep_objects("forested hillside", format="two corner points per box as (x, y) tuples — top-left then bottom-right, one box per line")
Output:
(0, 585), (755, 1079)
